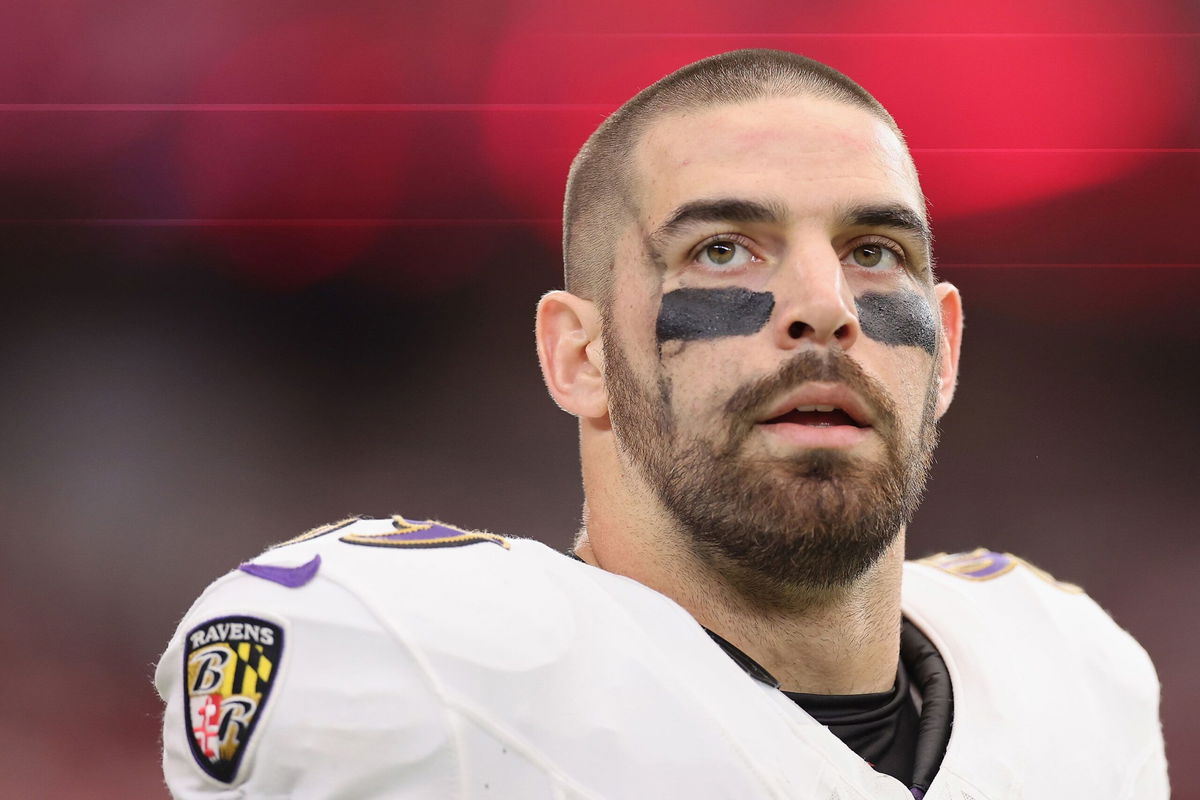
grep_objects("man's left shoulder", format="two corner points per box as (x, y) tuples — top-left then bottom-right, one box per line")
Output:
(903, 548), (1159, 689)
(903, 550), (1167, 793)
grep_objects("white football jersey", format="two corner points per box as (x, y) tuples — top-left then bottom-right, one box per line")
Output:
(157, 516), (1168, 799)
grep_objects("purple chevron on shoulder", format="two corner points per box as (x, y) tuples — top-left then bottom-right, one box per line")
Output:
(338, 516), (510, 550)
(239, 554), (321, 588)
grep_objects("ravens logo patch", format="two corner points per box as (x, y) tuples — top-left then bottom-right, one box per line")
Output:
(183, 615), (283, 783)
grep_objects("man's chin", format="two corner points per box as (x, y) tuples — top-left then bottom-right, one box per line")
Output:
(737, 444), (880, 489)
(779, 448), (860, 481)
(692, 514), (902, 604)
(674, 472), (893, 586)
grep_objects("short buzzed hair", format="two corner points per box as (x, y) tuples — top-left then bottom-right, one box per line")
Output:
(562, 49), (908, 308)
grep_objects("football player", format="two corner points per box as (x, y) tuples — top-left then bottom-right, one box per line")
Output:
(157, 50), (1168, 798)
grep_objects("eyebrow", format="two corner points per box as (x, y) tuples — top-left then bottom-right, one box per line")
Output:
(648, 198), (787, 250)
(840, 203), (933, 260)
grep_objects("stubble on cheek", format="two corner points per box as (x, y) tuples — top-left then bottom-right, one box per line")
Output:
(655, 370), (675, 436)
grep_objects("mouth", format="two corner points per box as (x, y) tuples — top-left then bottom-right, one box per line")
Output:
(754, 389), (875, 449)
(762, 405), (866, 428)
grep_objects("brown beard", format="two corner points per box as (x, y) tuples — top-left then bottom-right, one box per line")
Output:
(603, 328), (939, 607)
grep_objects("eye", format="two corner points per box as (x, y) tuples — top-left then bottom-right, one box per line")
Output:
(845, 240), (905, 271)
(695, 239), (756, 270)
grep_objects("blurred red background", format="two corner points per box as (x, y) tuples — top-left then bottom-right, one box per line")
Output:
(0, 0), (1196, 796)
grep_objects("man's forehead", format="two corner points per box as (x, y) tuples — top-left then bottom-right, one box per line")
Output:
(631, 94), (923, 227)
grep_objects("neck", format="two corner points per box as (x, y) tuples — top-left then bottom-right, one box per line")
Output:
(576, 517), (905, 695)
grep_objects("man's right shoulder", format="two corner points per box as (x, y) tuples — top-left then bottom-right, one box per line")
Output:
(155, 515), (601, 798)
(174, 514), (578, 659)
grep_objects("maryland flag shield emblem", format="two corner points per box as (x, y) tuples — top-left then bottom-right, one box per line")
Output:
(183, 615), (283, 783)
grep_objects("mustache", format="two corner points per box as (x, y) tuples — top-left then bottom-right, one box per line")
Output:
(722, 349), (898, 434)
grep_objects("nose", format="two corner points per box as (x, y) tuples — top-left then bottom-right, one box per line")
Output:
(771, 245), (860, 351)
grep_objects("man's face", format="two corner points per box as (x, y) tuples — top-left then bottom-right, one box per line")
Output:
(602, 94), (952, 599)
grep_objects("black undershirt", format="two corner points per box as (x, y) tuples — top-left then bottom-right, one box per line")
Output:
(785, 656), (920, 784)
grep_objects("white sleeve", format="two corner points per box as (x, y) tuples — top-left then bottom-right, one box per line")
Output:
(155, 571), (459, 799)
(1125, 695), (1170, 799)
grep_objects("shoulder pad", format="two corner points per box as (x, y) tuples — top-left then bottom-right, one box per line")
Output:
(273, 514), (511, 552)
(914, 548), (1083, 594)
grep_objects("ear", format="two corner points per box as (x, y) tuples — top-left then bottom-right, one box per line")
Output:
(535, 290), (608, 419)
(932, 282), (963, 418)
